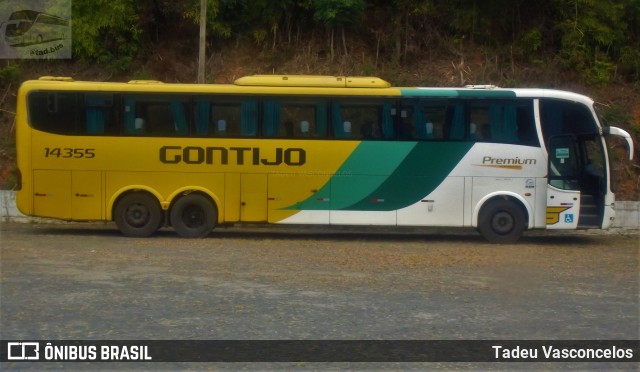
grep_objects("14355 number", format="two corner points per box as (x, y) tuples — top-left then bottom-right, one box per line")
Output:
(45, 148), (96, 158)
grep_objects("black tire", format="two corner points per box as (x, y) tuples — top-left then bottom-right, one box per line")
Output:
(478, 200), (526, 244)
(113, 193), (162, 237)
(170, 194), (217, 238)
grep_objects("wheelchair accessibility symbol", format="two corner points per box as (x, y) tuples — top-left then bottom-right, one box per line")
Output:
(564, 214), (574, 223)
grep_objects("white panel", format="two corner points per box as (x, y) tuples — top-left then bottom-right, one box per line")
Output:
(471, 177), (537, 228)
(464, 177), (473, 226)
(397, 177), (464, 226)
(449, 143), (546, 178)
(277, 210), (331, 224)
(546, 185), (580, 229)
(534, 177), (548, 228)
(330, 210), (397, 225)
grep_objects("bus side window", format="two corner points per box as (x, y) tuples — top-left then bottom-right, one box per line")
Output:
(28, 92), (79, 134)
(445, 104), (465, 140)
(123, 96), (140, 134)
(263, 100), (281, 137)
(194, 101), (210, 136)
(398, 104), (416, 140)
(279, 101), (322, 138)
(84, 93), (114, 135)
(240, 100), (258, 136)
(122, 95), (189, 137)
(466, 101), (537, 146)
(145, 102), (173, 136)
(381, 101), (394, 139)
(333, 101), (383, 140)
(516, 104), (538, 146)
(316, 101), (328, 138)
(210, 100), (243, 137)
(403, 101), (446, 140)
(487, 104), (519, 143)
(169, 100), (188, 135)
(146, 104), (168, 135)
(468, 104), (490, 141)
(331, 102), (347, 138)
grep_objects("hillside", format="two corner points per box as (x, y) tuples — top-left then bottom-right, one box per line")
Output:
(1, 0), (639, 199)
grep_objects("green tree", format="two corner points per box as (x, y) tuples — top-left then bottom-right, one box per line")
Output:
(72, 0), (141, 73)
(312, 0), (365, 60)
(377, 0), (432, 65)
(553, 0), (626, 85)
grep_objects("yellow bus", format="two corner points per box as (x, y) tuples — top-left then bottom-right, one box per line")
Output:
(15, 75), (634, 242)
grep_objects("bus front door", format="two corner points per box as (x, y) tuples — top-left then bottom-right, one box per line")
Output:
(546, 135), (580, 229)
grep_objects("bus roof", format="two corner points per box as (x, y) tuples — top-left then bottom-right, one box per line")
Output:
(22, 76), (595, 105)
(234, 75), (391, 88)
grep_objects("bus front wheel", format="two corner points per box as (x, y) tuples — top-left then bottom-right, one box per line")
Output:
(478, 200), (526, 244)
(170, 193), (217, 238)
(114, 192), (163, 237)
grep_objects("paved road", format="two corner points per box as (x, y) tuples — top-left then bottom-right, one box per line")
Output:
(1, 222), (638, 369)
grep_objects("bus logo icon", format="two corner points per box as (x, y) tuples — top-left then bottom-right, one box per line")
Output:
(4, 10), (68, 47)
(0, 0), (71, 59)
(7, 342), (40, 360)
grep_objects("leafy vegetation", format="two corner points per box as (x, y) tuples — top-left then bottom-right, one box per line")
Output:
(0, 63), (21, 86)
(72, 0), (141, 73)
(67, 0), (639, 85)
(0, 0), (638, 197)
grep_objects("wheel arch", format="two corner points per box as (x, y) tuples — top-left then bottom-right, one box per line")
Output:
(473, 192), (533, 229)
(167, 187), (223, 224)
(108, 186), (164, 221)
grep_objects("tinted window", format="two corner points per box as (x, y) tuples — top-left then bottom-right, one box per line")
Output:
(400, 101), (449, 140)
(123, 95), (189, 136)
(262, 99), (327, 139)
(331, 99), (394, 140)
(85, 93), (117, 134)
(467, 101), (538, 146)
(194, 97), (257, 137)
(29, 91), (118, 135)
(540, 99), (599, 144)
(27, 90), (539, 147)
(28, 91), (78, 134)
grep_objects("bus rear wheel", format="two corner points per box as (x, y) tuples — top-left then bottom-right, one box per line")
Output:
(478, 200), (526, 244)
(114, 192), (162, 237)
(170, 194), (217, 238)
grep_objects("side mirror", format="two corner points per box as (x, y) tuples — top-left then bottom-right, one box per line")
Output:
(603, 126), (634, 161)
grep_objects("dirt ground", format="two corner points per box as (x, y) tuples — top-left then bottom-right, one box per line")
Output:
(0, 222), (638, 369)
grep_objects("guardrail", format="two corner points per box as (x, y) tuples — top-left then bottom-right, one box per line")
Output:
(0, 190), (638, 228)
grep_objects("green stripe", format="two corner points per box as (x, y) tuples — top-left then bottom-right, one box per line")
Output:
(286, 141), (473, 211)
(400, 89), (517, 98)
(342, 142), (473, 211)
(329, 142), (415, 209)
(285, 142), (414, 210)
